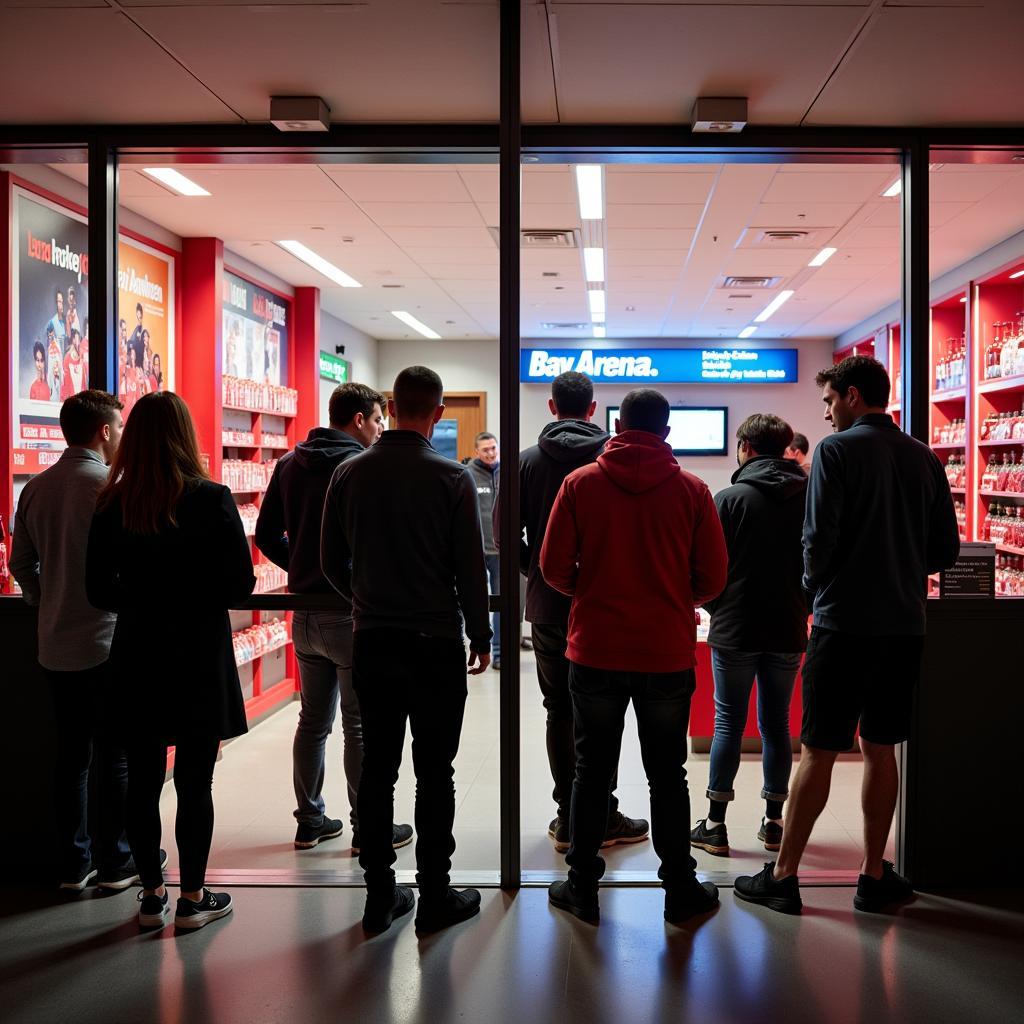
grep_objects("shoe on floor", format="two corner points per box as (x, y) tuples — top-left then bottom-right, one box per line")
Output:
(491, 659), (501, 671)
(757, 818), (783, 852)
(59, 863), (98, 891)
(362, 885), (415, 934)
(174, 889), (234, 930)
(734, 861), (802, 915)
(98, 849), (169, 891)
(601, 811), (649, 848)
(351, 824), (414, 855)
(520, 637), (533, 651)
(690, 819), (730, 856)
(548, 879), (599, 924)
(854, 861), (915, 913)
(295, 817), (344, 850)
(137, 890), (172, 929)
(665, 880), (720, 924)
(548, 816), (571, 852)
(415, 887), (481, 934)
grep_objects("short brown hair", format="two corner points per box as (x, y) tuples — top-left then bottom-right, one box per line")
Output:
(619, 388), (670, 434)
(815, 356), (890, 409)
(329, 382), (385, 429)
(392, 365), (443, 419)
(59, 389), (123, 446)
(736, 414), (794, 459)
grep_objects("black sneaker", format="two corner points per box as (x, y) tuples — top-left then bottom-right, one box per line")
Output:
(137, 889), (172, 929)
(415, 887), (482, 934)
(520, 636), (533, 651)
(548, 879), (599, 924)
(854, 861), (915, 913)
(548, 816), (571, 853)
(665, 880), (720, 924)
(351, 824), (415, 854)
(757, 818), (784, 852)
(174, 889), (233, 930)
(59, 863), (97, 891)
(294, 817), (344, 850)
(98, 849), (169, 891)
(690, 819), (730, 856)
(601, 811), (649, 848)
(734, 861), (802, 915)
(361, 885), (415, 934)
(492, 659), (501, 671)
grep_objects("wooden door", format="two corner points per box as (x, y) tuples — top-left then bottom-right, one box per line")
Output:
(383, 391), (486, 463)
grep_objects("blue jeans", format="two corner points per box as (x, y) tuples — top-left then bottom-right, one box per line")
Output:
(485, 552), (501, 661)
(707, 649), (801, 804)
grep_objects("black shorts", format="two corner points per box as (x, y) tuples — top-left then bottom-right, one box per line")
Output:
(800, 626), (924, 751)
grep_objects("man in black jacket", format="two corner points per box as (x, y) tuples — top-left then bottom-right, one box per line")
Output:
(322, 365), (491, 935)
(500, 370), (648, 853)
(736, 356), (961, 916)
(255, 382), (412, 854)
(467, 431), (502, 667)
(691, 414), (808, 859)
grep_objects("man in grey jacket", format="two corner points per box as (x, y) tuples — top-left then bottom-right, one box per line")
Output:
(11, 390), (137, 891)
(467, 431), (501, 667)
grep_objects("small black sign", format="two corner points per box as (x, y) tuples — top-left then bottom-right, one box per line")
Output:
(939, 543), (996, 599)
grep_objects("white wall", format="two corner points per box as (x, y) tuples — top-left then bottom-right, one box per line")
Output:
(318, 312), (381, 425)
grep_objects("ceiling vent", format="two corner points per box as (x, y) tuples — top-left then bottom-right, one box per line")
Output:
(762, 230), (809, 243)
(739, 226), (833, 248)
(541, 271), (560, 278)
(487, 227), (579, 249)
(722, 276), (782, 290)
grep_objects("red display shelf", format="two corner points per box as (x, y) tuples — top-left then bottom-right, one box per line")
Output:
(979, 438), (1024, 447)
(235, 635), (292, 669)
(980, 490), (1024, 500)
(932, 442), (966, 451)
(931, 388), (967, 402)
(223, 402), (297, 418)
(978, 373), (1024, 395)
(950, 487), (967, 495)
(998, 543), (1024, 557)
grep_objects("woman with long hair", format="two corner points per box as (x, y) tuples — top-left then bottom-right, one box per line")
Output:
(87, 391), (255, 931)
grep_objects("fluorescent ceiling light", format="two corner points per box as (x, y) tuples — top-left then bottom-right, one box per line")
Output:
(591, 311), (606, 323)
(583, 247), (605, 283)
(575, 165), (604, 220)
(882, 178), (902, 197)
(808, 247), (837, 268)
(593, 325), (606, 338)
(277, 240), (361, 288)
(1010, 269), (1024, 280)
(753, 289), (795, 324)
(143, 167), (210, 197)
(587, 289), (606, 316)
(738, 326), (758, 339)
(390, 310), (441, 340)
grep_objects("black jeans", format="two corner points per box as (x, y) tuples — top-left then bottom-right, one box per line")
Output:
(126, 737), (220, 892)
(44, 665), (130, 877)
(353, 628), (467, 900)
(566, 662), (697, 893)
(531, 623), (619, 825)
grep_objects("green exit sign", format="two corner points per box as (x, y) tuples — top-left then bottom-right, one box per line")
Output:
(319, 352), (350, 384)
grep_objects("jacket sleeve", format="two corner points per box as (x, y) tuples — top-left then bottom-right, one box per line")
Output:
(85, 504), (124, 613)
(700, 492), (731, 614)
(320, 464), (353, 602)
(254, 461), (289, 571)
(452, 469), (492, 654)
(9, 498), (41, 607)
(926, 463), (962, 574)
(539, 478), (579, 597)
(690, 486), (729, 607)
(802, 442), (842, 595)
(213, 486), (257, 607)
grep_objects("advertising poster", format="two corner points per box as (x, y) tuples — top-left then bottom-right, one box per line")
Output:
(222, 269), (288, 386)
(117, 236), (175, 419)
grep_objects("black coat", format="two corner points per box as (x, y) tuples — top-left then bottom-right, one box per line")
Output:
(86, 481), (256, 743)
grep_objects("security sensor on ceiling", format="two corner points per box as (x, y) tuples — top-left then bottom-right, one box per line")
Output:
(270, 96), (331, 132)
(691, 97), (747, 133)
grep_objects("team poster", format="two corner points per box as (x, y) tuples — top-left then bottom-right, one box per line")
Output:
(222, 269), (288, 386)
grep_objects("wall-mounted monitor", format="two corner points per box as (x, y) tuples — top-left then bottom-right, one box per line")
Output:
(607, 406), (729, 457)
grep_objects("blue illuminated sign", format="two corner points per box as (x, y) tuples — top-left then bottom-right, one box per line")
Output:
(520, 347), (798, 384)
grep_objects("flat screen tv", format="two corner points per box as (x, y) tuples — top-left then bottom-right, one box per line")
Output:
(606, 405), (729, 456)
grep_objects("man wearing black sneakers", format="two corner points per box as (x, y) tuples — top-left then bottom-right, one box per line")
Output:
(256, 382), (412, 855)
(322, 366), (491, 934)
(735, 357), (960, 915)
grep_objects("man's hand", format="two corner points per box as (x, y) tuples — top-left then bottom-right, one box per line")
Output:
(468, 650), (491, 675)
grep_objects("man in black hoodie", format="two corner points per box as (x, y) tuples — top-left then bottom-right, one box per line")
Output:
(690, 414), (808, 859)
(255, 382), (412, 854)
(500, 370), (649, 852)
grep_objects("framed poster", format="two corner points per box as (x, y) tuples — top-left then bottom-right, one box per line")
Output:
(221, 269), (289, 386)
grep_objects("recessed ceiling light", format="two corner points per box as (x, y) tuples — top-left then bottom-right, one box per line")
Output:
(391, 310), (441, 340)
(1009, 269), (1024, 279)
(583, 247), (605, 283)
(625, 305), (636, 312)
(588, 290), (606, 316)
(882, 178), (902, 197)
(277, 240), (361, 287)
(738, 326), (757, 339)
(593, 326), (606, 338)
(753, 289), (795, 323)
(808, 247), (837, 267)
(575, 165), (604, 220)
(143, 167), (210, 197)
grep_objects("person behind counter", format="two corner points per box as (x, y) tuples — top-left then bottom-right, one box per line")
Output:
(87, 391), (256, 932)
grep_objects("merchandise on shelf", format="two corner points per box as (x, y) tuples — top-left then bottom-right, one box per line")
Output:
(984, 315), (1024, 381)
(979, 406), (1024, 442)
(222, 375), (298, 416)
(996, 556), (1024, 597)
(934, 334), (967, 392)
(232, 617), (291, 667)
(222, 428), (256, 447)
(236, 502), (259, 537)
(953, 498), (967, 539)
(981, 504), (1024, 548)
(933, 418), (967, 445)
(221, 458), (279, 493)
(260, 432), (289, 449)
(943, 452), (968, 489)
(979, 449), (1024, 494)
(254, 562), (288, 594)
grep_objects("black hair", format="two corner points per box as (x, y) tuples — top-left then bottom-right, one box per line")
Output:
(55, 287), (63, 303)
(815, 356), (890, 409)
(135, 302), (144, 316)
(46, 324), (55, 338)
(551, 371), (593, 418)
(789, 432), (809, 456)
(736, 413), (794, 459)
(329, 382), (385, 429)
(474, 432), (496, 447)
(619, 388), (670, 435)
(32, 341), (45, 361)
(392, 365), (443, 420)
(59, 389), (123, 445)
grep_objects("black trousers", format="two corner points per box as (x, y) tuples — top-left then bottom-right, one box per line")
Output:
(353, 628), (467, 900)
(44, 664), (130, 878)
(531, 623), (619, 824)
(126, 737), (220, 892)
(566, 662), (697, 893)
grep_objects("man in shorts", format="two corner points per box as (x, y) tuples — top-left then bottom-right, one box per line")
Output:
(735, 356), (960, 915)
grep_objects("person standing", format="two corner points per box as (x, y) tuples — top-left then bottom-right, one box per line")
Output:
(501, 370), (648, 853)
(735, 357), (960, 915)
(256, 382), (412, 854)
(87, 391), (256, 931)
(10, 390), (136, 892)
(128, 302), (145, 371)
(48, 289), (67, 346)
(690, 414), (808, 858)
(467, 432), (502, 669)
(540, 388), (728, 925)
(322, 366), (491, 935)
(785, 432), (811, 475)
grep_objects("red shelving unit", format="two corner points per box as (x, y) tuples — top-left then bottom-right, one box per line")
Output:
(887, 323), (902, 424)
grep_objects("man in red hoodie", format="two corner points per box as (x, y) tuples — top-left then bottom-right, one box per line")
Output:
(540, 388), (729, 925)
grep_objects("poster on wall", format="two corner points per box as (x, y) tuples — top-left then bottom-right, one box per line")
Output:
(117, 236), (175, 418)
(221, 269), (288, 386)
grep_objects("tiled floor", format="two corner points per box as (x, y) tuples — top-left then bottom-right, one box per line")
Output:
(161, 650), (892, 883)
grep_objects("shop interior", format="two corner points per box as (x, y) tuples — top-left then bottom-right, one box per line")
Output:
(5, 150), (1024, 885)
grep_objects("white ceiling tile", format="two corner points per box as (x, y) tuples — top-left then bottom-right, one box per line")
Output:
(403, 247), (498, 265)
(606, 173), (717, 205)
(357, 203), (485, 228)
(522, 170), (577, 204)
(382, 226), (496, 249)
(606, 228), (695, 250)
(761, 172), (897, 204)
(324, 171), (472, 203)
(606, 205), (705, 230)
(749, 202), (861, 229)
(459, 172), (500, 205)
(842, 226), (901, 250)
(607, 250), (690, 268)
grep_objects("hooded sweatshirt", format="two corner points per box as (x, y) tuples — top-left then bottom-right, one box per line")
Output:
(704, 455), (809, 653)
(540, 430), (728, 673)
(255, 427), (365, 596)
(467, 458), (499, 554)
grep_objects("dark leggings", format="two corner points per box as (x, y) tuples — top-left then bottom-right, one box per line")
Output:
(126, 737), (220, 892)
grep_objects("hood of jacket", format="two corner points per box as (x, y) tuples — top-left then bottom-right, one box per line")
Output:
(597, 430), (680, 494)
(730, 455), (808, 500)
(293, 427), (365, 472)
(537, 419), (610, 465)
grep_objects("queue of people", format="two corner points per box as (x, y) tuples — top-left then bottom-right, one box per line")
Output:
(10, 352), (959, 937)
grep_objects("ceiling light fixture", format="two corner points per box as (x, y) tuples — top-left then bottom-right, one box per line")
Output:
(390, 310), (441, 340)
(808, 247), (838, 268)
(691, 97), (748, 134)
(575, 165), (604, 220)
(754, 289), (795, 323)
(1009, 269), (1024, 279)
(591, 311), (606, 323)
(587, 290), (606, 316)
(143, 168), (210, 197)
(882, 178), (902, 197)
(270, 95), (330, 132)
(583, 247), (605, 283)
(593, 326), (606, 338)
(277, 240), (361, 287)
(738, 326), (758, 339)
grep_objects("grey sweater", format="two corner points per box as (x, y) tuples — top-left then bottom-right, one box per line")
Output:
(10, 447), (116, 671)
